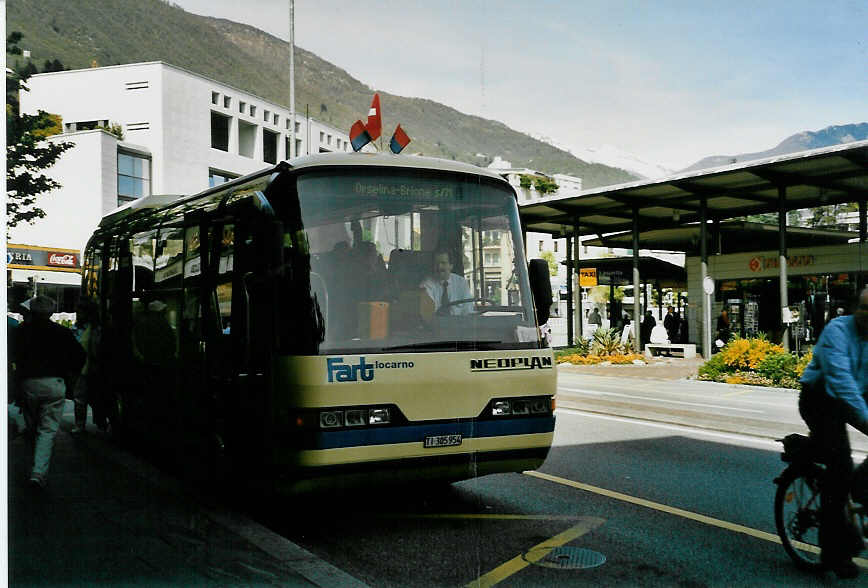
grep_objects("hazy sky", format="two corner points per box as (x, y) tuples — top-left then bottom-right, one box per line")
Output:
(173, 0), (866, 170)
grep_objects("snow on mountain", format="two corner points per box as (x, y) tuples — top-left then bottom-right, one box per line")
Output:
(530, 134), (674, 180)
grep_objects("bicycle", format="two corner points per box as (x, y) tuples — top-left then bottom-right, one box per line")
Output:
(774, 433), (866, 572)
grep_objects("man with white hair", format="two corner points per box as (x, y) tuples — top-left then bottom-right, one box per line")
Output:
(9, 295), (85, 489)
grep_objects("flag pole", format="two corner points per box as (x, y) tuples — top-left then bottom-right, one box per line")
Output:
(288, 0), (295, 159)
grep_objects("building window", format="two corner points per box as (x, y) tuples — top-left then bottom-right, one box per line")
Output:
(263, 129), (278, 164)
(285, 119), (290, 130)
(238, 120), (256, 158)
(553, 241), (558, 253)
(211, 91), (220, 105)
(117, 151), (151, 204)
(249, 105), (256, 117)
(223, 96), (231, 108)
(239, 100), (246, 113)
(264, 109), (270, 122)
(273, 114), (279, 126)
(327, 134), (332, 145)
(539, 240), (544, 252)
(320, 131), (325, 143)
(209, 169), (239, 187)
(295, 121), (301, 133)
(210, 111), (230, 151)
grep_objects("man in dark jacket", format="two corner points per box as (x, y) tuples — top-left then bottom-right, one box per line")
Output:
(9, 295), (85, 489)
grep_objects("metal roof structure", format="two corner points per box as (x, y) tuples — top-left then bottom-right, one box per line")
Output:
(584, 220), (859, 255)
(563, 256), (687, 288)
(520, 139), (868, 237)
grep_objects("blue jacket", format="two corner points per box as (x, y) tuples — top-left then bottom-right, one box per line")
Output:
(801, 315), (868, 433)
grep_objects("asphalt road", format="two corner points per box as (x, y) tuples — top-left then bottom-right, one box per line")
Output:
(251, 391), (868, 586)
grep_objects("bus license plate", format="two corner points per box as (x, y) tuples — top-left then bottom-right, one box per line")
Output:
(424, 434), (462, 448)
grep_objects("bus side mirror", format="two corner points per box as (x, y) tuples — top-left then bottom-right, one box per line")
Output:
(528, 259), (553, 326)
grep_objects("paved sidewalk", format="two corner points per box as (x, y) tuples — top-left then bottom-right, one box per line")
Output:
(557, 356), (705, 380)
(8, 401), (366, 587)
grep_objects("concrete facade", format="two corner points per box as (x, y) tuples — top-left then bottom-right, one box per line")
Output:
(10, 61), (357, 302)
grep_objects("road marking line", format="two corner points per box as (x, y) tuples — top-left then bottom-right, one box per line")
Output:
(523, 470), (868, 569)
(382, 514), (589, 521)
(554, 407), (868, 461)
(465, 516), (605, 588)
(559, 387), (764, 414)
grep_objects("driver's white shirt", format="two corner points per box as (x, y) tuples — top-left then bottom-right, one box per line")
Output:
(420, 273), (473, 315)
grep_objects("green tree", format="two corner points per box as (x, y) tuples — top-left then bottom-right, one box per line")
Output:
(539, 250), (558, 276)
(588, 285), (624, 304)
(6, 32), (72, 236)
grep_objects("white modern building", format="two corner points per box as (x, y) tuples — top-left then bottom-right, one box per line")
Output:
(9, 61), (359, 310)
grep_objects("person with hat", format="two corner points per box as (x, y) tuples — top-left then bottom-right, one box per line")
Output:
(9, 295), (85, 489)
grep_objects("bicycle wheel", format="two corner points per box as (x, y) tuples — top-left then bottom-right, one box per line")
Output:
(775, 466), (824, 571)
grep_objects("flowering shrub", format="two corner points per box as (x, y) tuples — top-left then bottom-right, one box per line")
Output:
(699, 335), (803, 389)
(720, 336), (785, 370)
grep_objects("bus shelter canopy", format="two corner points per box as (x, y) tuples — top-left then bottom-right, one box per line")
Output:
(583, 220), (858, 255)
(563, 256), (687, 289)
(520, 139), (868, 237)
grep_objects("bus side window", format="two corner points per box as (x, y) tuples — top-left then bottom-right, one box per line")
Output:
(216, 224), (234, 334)
(131, 231), (156, 292)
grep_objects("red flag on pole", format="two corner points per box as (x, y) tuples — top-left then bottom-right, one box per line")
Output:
(366, 93), (382, 141)
(349, 120), (371, 151)
(389, 124), (411, 154)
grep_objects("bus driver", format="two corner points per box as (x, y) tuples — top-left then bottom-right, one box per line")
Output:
(420, 249), (473, 316)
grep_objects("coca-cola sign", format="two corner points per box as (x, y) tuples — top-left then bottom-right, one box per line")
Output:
(7, 245), (81, 271)
(47, 252), (77, 267)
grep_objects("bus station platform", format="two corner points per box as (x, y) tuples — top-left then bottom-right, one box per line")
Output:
(7, 401), (366, 587)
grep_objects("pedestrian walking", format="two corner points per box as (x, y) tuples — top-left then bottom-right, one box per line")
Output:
(71, 299), (101, 434)
(9, 295), (85, 489)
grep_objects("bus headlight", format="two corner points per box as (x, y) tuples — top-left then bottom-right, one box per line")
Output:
(320, 411), (344, 428)
(488, 396), (552, 417)
(368, 407), (391, 425)
(345, 409), (367, 427)
(492, 400), (511, 416)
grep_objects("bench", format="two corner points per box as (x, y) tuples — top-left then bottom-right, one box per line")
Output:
(645, 343), (696, 359)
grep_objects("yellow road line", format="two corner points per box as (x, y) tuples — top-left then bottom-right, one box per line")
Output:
(524, 470), (868, 569)
(465, 516), (605, 588)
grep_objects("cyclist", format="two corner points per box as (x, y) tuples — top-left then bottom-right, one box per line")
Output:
(798, 286), (868, 579)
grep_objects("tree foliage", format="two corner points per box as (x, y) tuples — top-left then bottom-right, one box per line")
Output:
(539, 250), (558, 276)
(6, 32), (72, 236)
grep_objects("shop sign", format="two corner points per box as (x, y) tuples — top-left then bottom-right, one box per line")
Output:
(7, 245), (80, 271)
(47, 252), (77, 267)
(748, 254), (815, 272)
(579, 267), (598, 287)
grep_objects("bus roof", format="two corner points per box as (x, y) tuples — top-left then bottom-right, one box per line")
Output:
(286, 152), (508, 184)
(96, 153), (510, 230)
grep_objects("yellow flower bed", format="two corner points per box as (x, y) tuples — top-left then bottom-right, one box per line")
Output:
(720, 338), (784, 370)
(557, 353), (645, 365)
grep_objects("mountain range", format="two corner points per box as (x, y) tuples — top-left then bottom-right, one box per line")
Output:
(681, 123), (868, 173)
(5, 0), (637, 189)
(6, 0), (865, 186)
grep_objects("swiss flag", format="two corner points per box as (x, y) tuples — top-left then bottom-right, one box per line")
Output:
(366, 93), (382, 141)
(349, 120), (371, 151)
(389, 124), (411, 154)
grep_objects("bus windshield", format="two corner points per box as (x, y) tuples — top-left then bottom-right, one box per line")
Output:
(284, 168), (540, 354)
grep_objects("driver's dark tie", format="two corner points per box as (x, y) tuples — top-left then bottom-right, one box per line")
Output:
(441, 281), (450, 314)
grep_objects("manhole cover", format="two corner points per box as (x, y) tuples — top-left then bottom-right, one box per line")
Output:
(524, 546), (606, 569)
